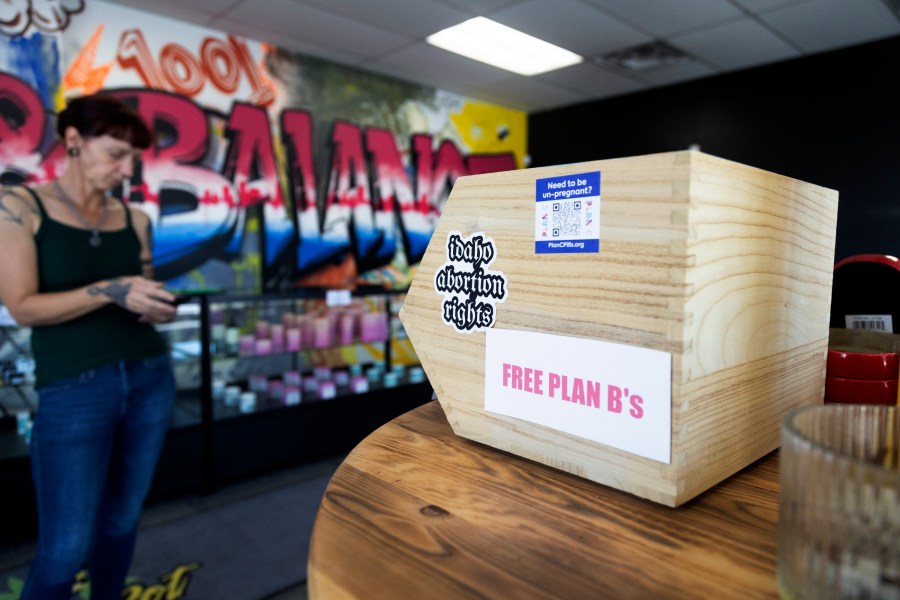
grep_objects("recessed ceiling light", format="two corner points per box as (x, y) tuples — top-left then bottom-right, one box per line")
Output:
(600, 41), (691, 72)
(426, 17), (582, 76)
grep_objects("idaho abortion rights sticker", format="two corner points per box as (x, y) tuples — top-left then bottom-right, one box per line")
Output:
(434, 231), (508, 334)
(535, 171), (601, 254)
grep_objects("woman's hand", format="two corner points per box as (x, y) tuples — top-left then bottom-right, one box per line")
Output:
(87, 276), (177, 323)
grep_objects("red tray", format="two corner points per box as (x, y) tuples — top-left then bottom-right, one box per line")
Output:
(824, 376), (898, 405)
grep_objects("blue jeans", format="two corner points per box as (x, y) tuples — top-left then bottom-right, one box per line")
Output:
(21, 355), (175, 600)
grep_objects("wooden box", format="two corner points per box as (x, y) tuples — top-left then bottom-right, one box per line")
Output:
(399, 150), (839, 506)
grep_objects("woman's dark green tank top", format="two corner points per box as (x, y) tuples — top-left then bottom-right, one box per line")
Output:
(25, 187), (167, 388)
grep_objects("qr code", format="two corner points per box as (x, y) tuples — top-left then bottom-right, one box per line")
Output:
(552, 201), (581, 236)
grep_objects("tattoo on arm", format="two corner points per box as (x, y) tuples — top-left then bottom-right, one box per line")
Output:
(0, 188), (37, 226)
(88, 280), (132, 309)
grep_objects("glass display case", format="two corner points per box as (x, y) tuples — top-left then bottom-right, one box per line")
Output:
(0, 288), (430, 500)
(157, 287), (430, 488)
(161, 288), (425, 419)
(0, 306), (36, 460)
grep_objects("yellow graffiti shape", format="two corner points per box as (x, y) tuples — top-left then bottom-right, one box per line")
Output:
(450, 101), (527, 168)
(64, 24), (113, 95)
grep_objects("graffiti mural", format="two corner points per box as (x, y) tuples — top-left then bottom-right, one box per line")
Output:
(0, 0), (526, 293)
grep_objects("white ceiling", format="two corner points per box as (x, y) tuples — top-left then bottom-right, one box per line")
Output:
(103, 0), (900, 113)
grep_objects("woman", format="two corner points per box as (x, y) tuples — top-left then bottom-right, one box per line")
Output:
(0, 94), (177, 599)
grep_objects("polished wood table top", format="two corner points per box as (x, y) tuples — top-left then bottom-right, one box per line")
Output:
(308, 401), (779, 599)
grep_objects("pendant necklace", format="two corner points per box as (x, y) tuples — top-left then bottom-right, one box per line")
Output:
(53, 179), (109, 247)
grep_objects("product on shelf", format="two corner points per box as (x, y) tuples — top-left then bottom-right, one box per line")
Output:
(269, 380), (285, 402)
(239, 335), (255, 357)
(249, 374), (268, 395)
(283, 370), (302, 386)
(318, 380), (337, 400)
(270, 324), (285, 352)
(313, 317), (332, 348)
(285, 328), (301, 351)
(224, 385), (241, 407)
(350, 375), (368, 394)
(239, 391), (257, 413)
(334, 370), (350, 387)
(284, 385), (302, 406)
(408, 366), (426, 384)
(16, 411), (32, 443)
(359, 311), (389, 343)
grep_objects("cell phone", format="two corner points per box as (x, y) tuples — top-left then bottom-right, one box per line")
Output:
(168, 293), (192, 306)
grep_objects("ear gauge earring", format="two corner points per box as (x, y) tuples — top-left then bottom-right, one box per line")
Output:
(67, 146), (80, 157)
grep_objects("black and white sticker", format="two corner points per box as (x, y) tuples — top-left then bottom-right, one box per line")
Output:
(434, 231), (508, 334)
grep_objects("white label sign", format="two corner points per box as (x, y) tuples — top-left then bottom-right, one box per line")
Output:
(485, 328), (672, 463)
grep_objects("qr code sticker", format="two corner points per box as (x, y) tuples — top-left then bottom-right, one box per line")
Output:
(552, 201), (582, 236)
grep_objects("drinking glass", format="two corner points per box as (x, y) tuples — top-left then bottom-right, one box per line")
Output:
(778, 404), (900, 599)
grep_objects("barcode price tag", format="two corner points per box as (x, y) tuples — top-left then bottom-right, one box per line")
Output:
(845, 314), (893, 333)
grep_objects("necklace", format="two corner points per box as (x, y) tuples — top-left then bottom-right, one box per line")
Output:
(53, 179), (109, 247)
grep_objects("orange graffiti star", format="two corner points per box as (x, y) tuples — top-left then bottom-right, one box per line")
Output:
(64, 24), (113, 95)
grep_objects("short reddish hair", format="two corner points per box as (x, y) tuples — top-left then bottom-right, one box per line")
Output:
(56, 94), (152, 149)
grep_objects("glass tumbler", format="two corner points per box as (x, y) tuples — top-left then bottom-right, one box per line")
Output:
(778, 404), (900, 599)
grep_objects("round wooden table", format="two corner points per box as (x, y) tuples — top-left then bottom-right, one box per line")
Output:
(308, 401), (779, 599)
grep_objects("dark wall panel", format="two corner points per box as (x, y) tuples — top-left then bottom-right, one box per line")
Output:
(528, 36), (900, 263)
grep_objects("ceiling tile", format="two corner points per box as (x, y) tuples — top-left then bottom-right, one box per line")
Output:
(759, 0), (900, 53)
(489, 0), (651, 58)
(218, 0), (410, 56)
(535, 62), (647, 98)
(134, 0), (241, 16)
(582, 0), (744, 37)
(439, 0), (526, 14)
(672, 16), (800, 71)
(299, 0), (472, 37)
(468, 75), (592, 112)
(172, 0), (238, 13)
(229, 23), (370, 66)
(99, 0), (220, 26)
(730, 0), (813, 12)
(364, 41), (514, 90)
(92, 0), (900, 111)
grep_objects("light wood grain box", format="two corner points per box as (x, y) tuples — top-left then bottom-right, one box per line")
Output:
(400, 150), (839, 506)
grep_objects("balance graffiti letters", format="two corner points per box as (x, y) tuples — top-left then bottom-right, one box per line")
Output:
(0, 73), (517, 290)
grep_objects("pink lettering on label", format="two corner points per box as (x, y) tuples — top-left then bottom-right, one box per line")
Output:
(533, 370), (544, 395)
(561, 375), (571, 402)
(607, 385), (623, 413)
(511, 364), (523, 390)
(503, 366), (646, 419)
(548, 372), (561, 398)
(572, 377), (584, 405)
(630, 395), (644, 419)
(502, 363), (544, 395)
(587, 380), (601, 408)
